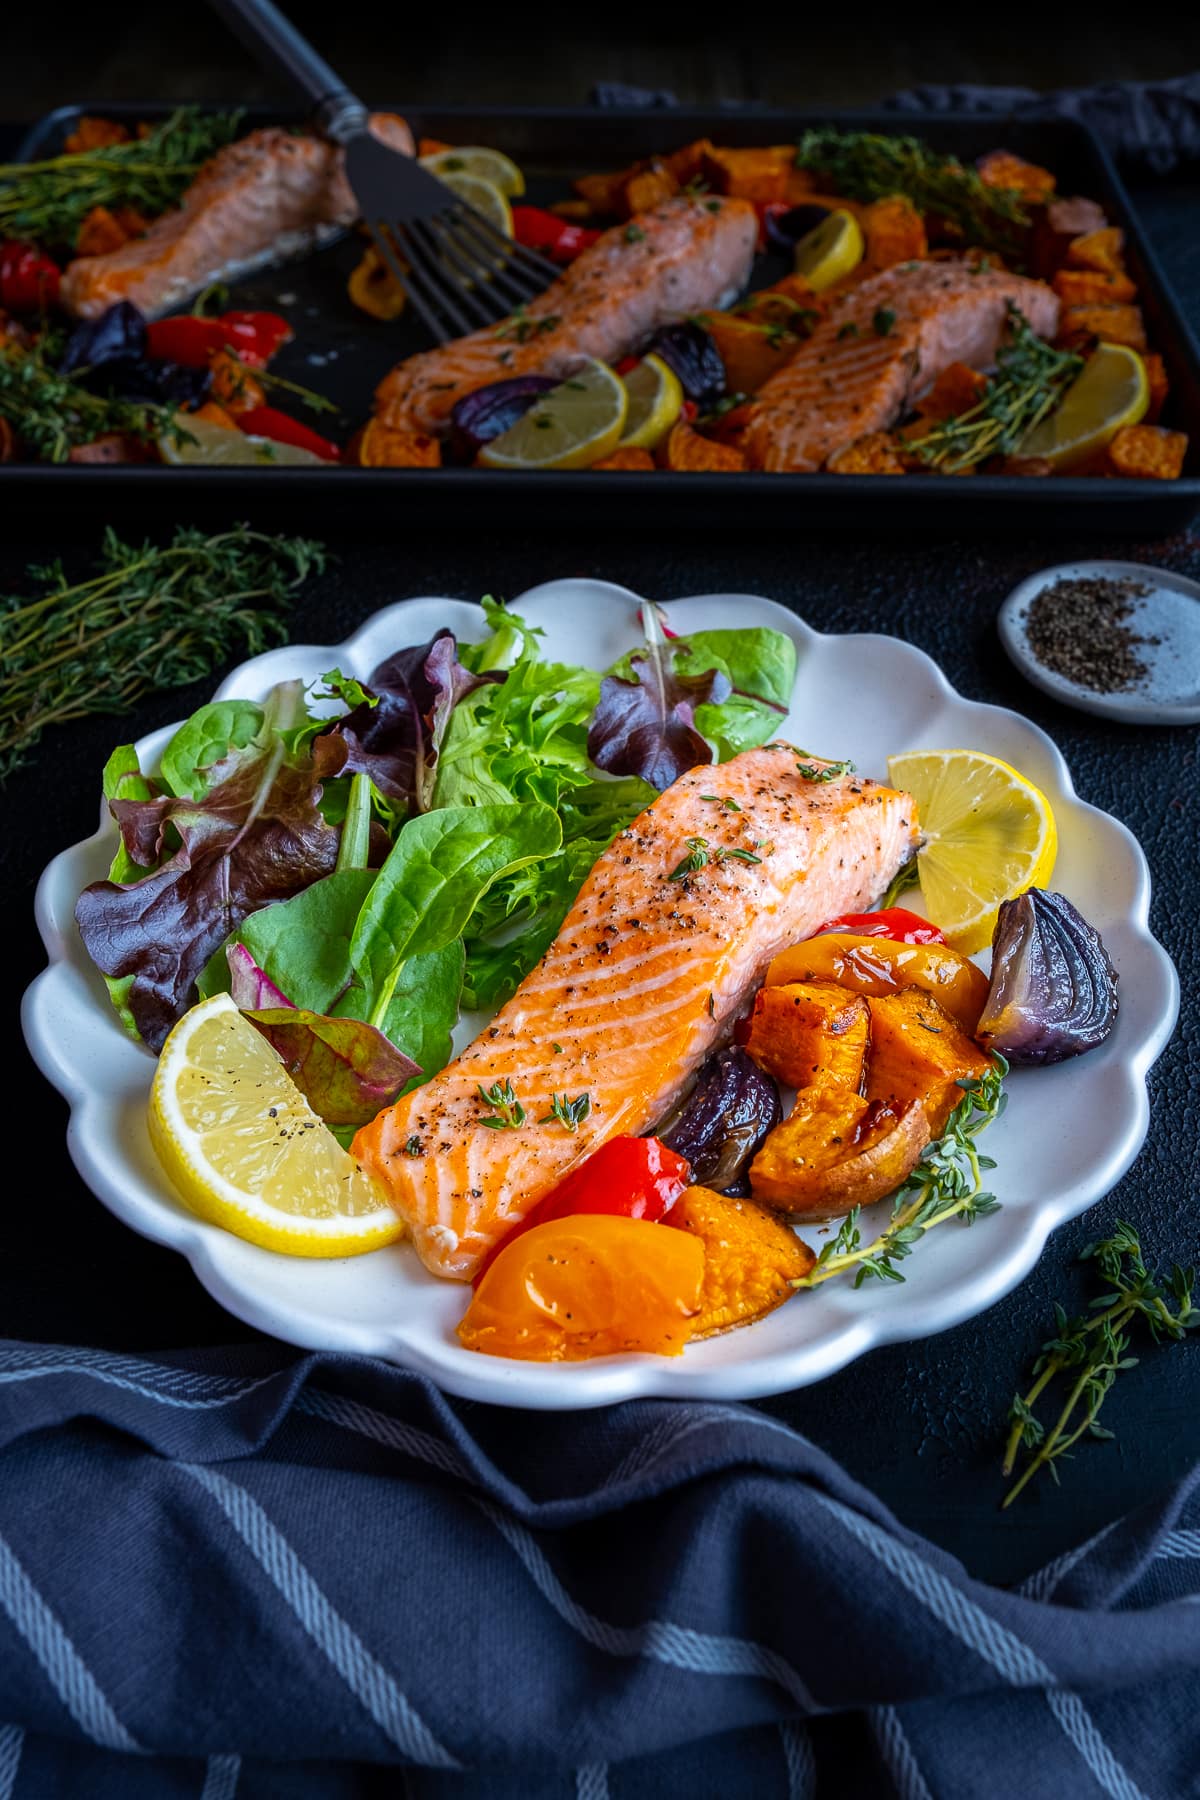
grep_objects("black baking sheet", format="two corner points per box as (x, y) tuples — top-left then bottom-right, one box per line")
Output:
(5, 103), (1200, 534)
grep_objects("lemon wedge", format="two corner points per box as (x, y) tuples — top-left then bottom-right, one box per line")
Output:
(794, 208), (864, 292)
(430, 171), (513, 238)
(887, 749), (1058, 955)
(1016, 343), (1149, 470)
(421, 146), (525, 198)
(479, 359), (628, 470)
(159, 416), (327, 467)
(148, 993), (402, 1257)
(618, 354), (683, 450)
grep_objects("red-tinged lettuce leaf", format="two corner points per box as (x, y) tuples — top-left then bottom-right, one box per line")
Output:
(76, 750), (340, 1053)
(587, 649), (731, 790)
(244, 1008), (420, 1128)
(227, 943), (296, 1011)
(312, 630), (499, 815)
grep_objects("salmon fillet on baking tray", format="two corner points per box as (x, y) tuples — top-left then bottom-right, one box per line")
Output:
(374, 193), (758, 436)
(353, 744), (919, 1280)
(61, 114), (415, 320)
(743, 260), (1060, 472)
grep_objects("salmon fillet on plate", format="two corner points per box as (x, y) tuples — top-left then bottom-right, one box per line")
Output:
(374, 193), (758, 435)
(743, 260), (1061, 472)
(353, 745), (918, 1280)
(61, 115), (415, 320)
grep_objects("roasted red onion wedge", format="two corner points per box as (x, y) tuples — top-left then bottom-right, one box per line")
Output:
(976, 889), (1118, 1066)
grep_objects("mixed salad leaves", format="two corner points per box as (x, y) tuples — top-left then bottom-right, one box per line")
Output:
(76, 600), (795, 1129)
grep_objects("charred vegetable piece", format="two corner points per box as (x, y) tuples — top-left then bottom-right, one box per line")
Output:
(751, 1090), (931, 1220)
(448, 375), (559, 461)
(763, 203), (833, 254)
(764, 932), (990, 1036)
(865, 990), (994, 1135)
(743, 983), (868, 1092)
(659, 1045), (782, 1196)
(642, 321), (727, 409)
(664, 1184), (813, 1336)
(458, 1214), (704, 1361)
(60, 300), (147, 373)
(976, 888), (1118, 1065)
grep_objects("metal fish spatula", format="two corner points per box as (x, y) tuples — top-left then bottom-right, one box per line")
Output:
(208, 0), (559, 341)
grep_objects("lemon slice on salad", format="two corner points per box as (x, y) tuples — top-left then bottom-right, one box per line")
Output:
(1015, 343), (1149, 470)
(149, 993), (401, 1257)
(421, 146), (525, 198)
(479, 359), (628, 470)
(793, 208), (863, 292)
(618, 354), (684, 450)
(431, 171), (513, 237)
(887, 749), (1058, 955)
(160, 415), (327, 467)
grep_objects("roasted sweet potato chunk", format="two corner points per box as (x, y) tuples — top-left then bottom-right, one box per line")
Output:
(976, 149), (1056, 202)
(1065, 226), (1125, 275)
(591, 446), (655, 471)
(826, 432), (909, 475)
(1031, 196), (1107, 278)
(663, 421), (747, 471)
(667, 1185), (813, 1336)
(1052, 269), (1137, 307)
(1143, 352), (1169, 425)
(695, 312), (804, 393)
(1106, 424), (1187, 480)
(864, 991), (993, 1135)
(1058, 302), (1147, 352)
(701, 144), (798, 204)
(751, 1092), (930, 1220)
(764, 933), (990, 1035)
(915, 362), (990, 422)
(358, 421), (441, 467)
(861, 196), (927, 270)
(744, 981), (869, 1090)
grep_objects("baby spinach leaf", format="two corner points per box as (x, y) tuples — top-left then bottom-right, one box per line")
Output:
(350, 801), (561, 1027)
(158, 698), (265, 799)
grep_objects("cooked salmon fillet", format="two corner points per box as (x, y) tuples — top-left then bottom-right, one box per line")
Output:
(374, 194), (757, 435)
(61, 115), (415, 319)
(743, 261), (1060, 472)
(353, 745), (918, 1280)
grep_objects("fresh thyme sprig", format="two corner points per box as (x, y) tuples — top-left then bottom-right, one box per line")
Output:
(906, 308), (1083, 474)
(794, 1058), (1007, 1290)
(539, 1092), (591, 1133)
(1001, 1224), (1199, 1507)
(477, 1079), (526, 1129)
(0, 339), (188, 464)
(669, 836), (711, 880)
(0, 109), (243, 251)
(0, 526), (324, 781)
(793, 129), (1029, 253)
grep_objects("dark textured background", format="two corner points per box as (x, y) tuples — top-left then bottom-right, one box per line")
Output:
(3, 52), (1199, 1590)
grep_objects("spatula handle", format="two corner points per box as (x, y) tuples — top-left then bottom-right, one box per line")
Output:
(208, 0), (369, 141)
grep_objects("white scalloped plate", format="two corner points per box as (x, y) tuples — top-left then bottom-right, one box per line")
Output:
(22, 580), (1179, 1408)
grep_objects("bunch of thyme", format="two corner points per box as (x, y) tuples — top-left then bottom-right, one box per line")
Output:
(793, 129), (1029, 254)
(906, 308), (1083, 474)
(1001, 1223), (1199, 1506)
(0, 109), (242, 251)
(0, 526), (324, 780)
(0, 339), (189, 464)
(794, 1058), (1007, 1291)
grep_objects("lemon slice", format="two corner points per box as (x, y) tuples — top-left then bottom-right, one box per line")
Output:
(430, 171), (513, 237)
(421, 146), (525, 198)
(1016, 343), (1149, 470)
(887, 749), (1058, 955)
(794, 208), (864, 292)
(159, 416), (327, 467)
(618, 354), (683, 450)
(479, 359), (628, 470)
(148, 994), (402, 1257)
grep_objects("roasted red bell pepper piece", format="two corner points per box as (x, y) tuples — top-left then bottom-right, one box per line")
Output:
(146, 310), (293, 369)
(473, 1134), (690, 1284)
(814, 907), (945, 944)
(234, 406), (342, 462)
(219, 310), (293, 365)
(0, 240), (61, 312)
(511, 205), (601, 263)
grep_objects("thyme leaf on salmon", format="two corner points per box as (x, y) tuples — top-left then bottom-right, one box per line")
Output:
(540, 1092), (592, 1133)
(478, 1080), (526, 1130)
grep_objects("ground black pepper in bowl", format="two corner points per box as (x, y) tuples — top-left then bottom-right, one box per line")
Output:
(1024, 575), (1160, 694)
